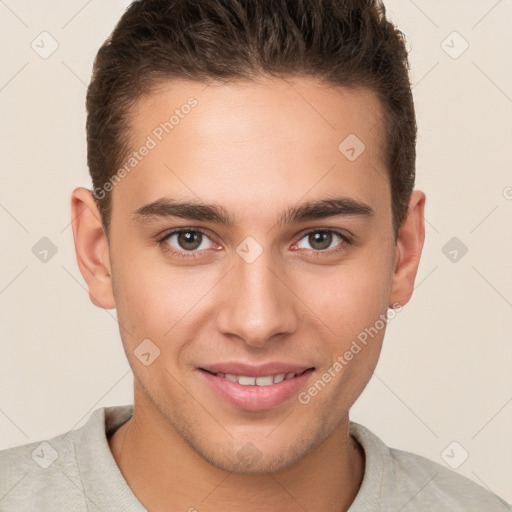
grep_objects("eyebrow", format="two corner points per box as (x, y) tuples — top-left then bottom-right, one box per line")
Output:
(132, 196), (375, 226)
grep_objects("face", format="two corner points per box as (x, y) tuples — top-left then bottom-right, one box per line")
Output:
(75, 76), (421, 474)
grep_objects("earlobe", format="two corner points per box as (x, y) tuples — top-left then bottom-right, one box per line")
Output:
(70, 187), (116, 309)
(389, 190), (426, 308)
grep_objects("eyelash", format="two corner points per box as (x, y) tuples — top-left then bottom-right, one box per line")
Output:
(157, 228), (351, 260)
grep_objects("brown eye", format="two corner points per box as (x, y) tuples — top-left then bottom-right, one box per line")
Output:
(295, 230), (348, 252)
(308, 232), (333, 250)
(163, 229), (213, 252)
(177, 231), (202, 250)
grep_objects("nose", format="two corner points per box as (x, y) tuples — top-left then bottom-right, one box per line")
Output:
(215, 246), (298, 348)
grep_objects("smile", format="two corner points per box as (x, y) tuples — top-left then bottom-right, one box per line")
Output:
(198, 367), (315, 411)
(205, 369), (310, 386)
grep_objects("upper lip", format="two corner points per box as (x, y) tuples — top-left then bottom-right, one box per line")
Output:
(199, 362), (315, 377)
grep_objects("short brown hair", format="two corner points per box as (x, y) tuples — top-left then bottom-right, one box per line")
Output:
(86, 0), (416, 240)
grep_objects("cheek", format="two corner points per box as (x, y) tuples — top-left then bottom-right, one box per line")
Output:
(111, 254), (218, 347)
(302, 251), (393, 333)
(295, 249), (392, 394)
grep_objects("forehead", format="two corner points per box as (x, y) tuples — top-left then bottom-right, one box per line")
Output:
(113, 76), (389, 223)
(130, 76), (385, 152)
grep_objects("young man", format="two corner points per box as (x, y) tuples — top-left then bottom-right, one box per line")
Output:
(0, 1), (508, 510)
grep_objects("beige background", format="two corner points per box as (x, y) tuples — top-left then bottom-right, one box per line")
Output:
(1, 0), (511, 504)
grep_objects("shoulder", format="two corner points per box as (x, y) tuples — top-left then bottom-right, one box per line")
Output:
(388, 446), (509, 511)
(0, 429), (86, 510)
(0, 407), (124, 511)
(349, 421), (509, 512)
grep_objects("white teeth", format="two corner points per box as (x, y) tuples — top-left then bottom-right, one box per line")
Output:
(238, 376), (256, 386)
(217, 372), (298, 385)
(255, 375), (274, 386)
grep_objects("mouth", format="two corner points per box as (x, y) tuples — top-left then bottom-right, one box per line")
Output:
(200, 368), (313, 386)
(197, 366), (315, 411)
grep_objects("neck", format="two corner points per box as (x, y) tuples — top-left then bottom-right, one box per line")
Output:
(108, 397), (365, 512)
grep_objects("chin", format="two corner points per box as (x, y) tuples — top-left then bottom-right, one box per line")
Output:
(204, 450), (299, 475)
(195, 434), (320, 475)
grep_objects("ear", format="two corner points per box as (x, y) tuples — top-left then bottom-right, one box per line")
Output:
(70, 187), (115, 309)
(389, 190), (426, 308)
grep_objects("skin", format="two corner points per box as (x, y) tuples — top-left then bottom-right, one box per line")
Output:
(71, 76), (425, 511)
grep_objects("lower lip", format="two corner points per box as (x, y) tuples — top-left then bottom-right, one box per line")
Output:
(198, 369), (315, 411)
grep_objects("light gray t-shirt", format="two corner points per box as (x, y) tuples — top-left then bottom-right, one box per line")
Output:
(0, 405), (508, 511)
